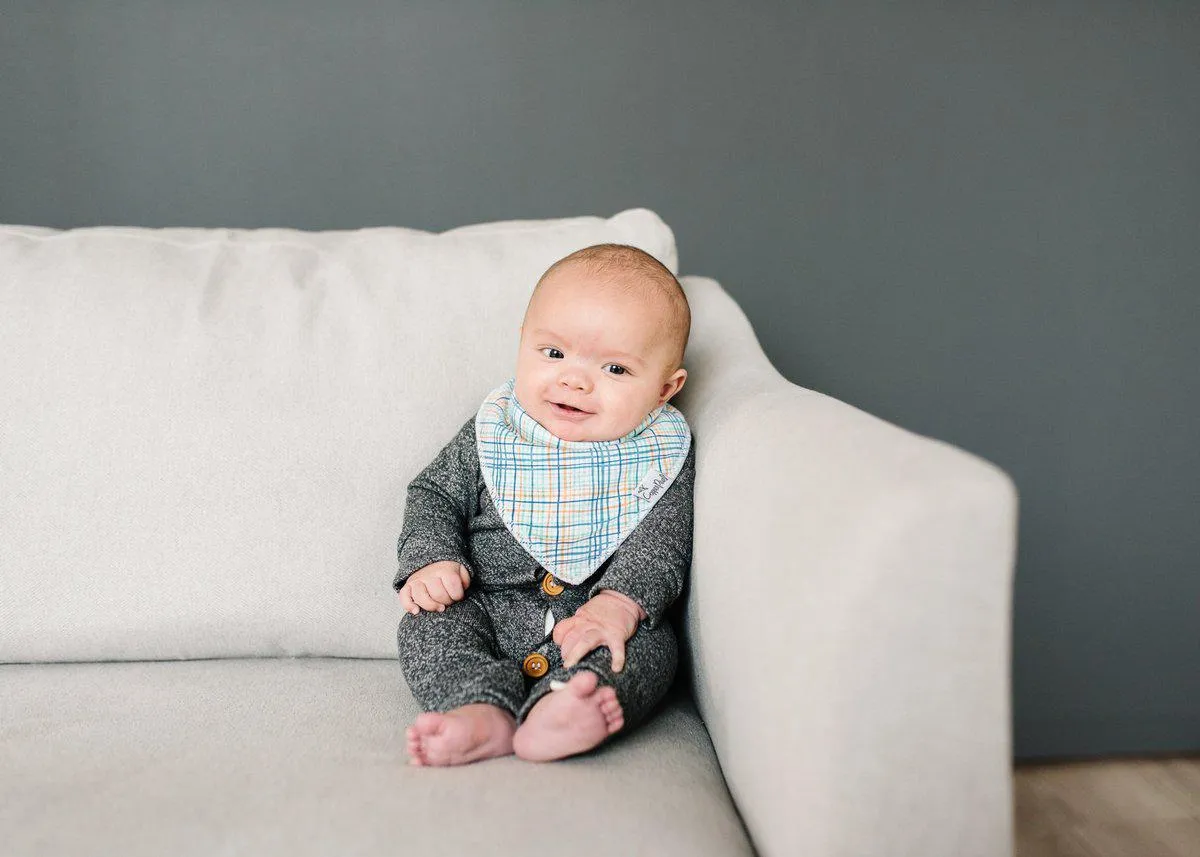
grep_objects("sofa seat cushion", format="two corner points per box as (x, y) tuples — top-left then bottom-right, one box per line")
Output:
(1, 659), (752, 857)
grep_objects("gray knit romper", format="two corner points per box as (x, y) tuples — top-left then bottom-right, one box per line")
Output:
(395, 418), (694, 729)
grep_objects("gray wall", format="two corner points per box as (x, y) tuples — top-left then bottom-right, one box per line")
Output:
(2, 1), (1196, 759)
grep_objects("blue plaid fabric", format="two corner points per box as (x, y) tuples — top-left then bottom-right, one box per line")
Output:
(475, 378), (692, 585)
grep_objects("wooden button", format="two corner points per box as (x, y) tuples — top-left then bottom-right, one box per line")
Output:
(522, 653), (550, 678)
(540, 573), (565, 596)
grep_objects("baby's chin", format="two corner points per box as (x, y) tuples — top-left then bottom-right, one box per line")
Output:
(540, 412), (636, 443)
(546, 422), (611, 442)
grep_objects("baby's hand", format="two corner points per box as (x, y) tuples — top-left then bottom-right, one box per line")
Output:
(398, 561), (471, 615)
(553, 589), (646, 672)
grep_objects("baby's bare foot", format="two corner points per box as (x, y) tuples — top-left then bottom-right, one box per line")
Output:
(512, 670), (624, 762)
(406, 703), (516, 766)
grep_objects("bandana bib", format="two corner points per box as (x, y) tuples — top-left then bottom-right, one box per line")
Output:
(475, 378), (692, 585)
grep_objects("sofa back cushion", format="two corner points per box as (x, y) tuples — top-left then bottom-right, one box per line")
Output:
(0, 210), (676, 662)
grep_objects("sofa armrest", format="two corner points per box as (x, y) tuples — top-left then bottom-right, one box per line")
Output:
(676, 277), (1018, 857)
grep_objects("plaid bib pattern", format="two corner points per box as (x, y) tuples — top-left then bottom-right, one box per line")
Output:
(475, 378), (692, 585)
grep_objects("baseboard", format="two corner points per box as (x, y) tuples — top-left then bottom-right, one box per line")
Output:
(1015, 712), (1200, 761)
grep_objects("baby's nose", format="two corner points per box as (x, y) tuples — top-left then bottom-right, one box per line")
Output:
(559, 370), (591, 391)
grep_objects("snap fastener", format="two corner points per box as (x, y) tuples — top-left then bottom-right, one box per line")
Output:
(523, 653), (550, 678)
(540, 573), (565, 596)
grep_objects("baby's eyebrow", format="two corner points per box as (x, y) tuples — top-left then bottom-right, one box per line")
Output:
(607, 351), (646, 368)
(531, 328), (646, 368)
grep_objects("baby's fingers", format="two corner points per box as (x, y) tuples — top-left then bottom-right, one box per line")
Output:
(410, 581), (442, 613)
(441, 568), (466, 602)
(560, 638), (584, 669)
(552, 615), (579, 646)
(423, 578), (453, 610)
(562, 626), (603, 669)
(607, 632), (627, 673)
(399, 585), (419, 615)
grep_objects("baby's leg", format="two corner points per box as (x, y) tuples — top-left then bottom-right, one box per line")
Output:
(512, 618), (679, 762)
(396, 596), (525, 766)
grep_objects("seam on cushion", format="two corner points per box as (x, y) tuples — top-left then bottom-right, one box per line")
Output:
(0, 227), (426, 252)
(440, 215), (602, 236)
(0, 213), (668, 250)
(0, 223), (646, 254)
(0, 217), (608, 243)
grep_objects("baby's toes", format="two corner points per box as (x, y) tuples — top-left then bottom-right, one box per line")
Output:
(407, 714), (444, 766)
(568, 669), (600, 696)
(406, 734), (427, 766)
(605, 703), (625, 725)
(597, 690), (624, 733)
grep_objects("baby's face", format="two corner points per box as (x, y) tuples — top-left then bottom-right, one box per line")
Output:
(513, 266), (686, 442)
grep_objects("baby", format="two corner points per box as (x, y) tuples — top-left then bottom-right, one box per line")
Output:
(394, 243), (694, 766)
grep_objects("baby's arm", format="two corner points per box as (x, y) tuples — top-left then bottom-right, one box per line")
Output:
(394, 420), (479, 610)
(587, 444), (696, 627)
(555, 445), (696, 670)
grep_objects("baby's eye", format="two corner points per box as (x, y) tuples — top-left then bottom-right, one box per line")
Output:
(603, 364), (628, 376)
(541, 348), (564, 359)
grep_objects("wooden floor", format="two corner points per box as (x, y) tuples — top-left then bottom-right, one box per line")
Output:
(1015, 757), (1200, 857)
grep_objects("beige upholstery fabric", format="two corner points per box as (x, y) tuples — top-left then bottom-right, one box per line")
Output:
(0, 210), (675, 662)
(0, 659), (752, 856)
(675, 276), (1018, 857)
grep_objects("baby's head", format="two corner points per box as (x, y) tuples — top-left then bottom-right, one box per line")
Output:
(513, 244), (690, 442)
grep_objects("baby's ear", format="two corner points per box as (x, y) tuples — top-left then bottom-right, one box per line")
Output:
(660, 368), (687, 403)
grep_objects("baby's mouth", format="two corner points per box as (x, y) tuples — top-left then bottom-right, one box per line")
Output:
(549, 401), (592, 416)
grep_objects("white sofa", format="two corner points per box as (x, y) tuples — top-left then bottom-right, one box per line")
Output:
(0, 209), (1018, 857)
